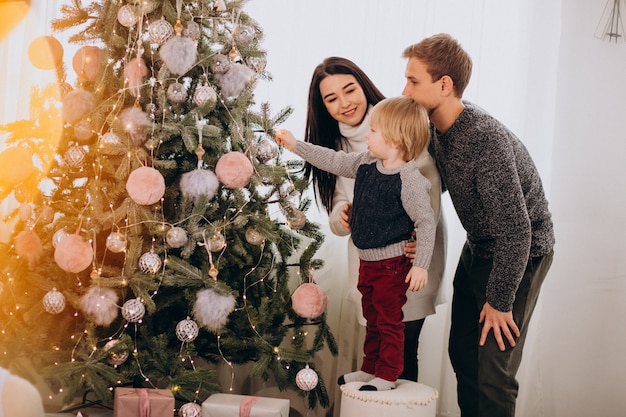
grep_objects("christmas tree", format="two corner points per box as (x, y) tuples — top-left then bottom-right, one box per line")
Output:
(0, 0), (336, 412)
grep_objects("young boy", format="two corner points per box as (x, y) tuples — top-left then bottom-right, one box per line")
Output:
(275, 96), (436, 391)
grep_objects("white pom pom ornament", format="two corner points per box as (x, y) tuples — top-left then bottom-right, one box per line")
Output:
(126, 166), (166, 205)
(180, 168), (219, 201)
(80, 286), (119, 326)
(193, 288), (236, 332)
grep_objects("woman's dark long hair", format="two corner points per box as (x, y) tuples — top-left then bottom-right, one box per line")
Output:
(304, 57), (385, 213)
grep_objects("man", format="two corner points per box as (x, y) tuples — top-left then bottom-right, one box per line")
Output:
(401, 33), (555, 417)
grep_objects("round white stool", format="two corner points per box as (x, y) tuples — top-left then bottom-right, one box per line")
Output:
(339, 379), (438, 417)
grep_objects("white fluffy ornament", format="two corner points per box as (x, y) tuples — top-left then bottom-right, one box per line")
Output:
(54, 233), (93, 273)
(119, 106), (152, 146)
(80, 286), (119, 326)
(215, 151), (253, 188)
(210, 53), (255, 98)
(43, 288), (66, 314)
(175, 317), (199, 342)
(296, 365), (319, 391)
(126, 166), (166, 205)
(159, 20), (197, 76)
(180, 168), (219, 201)
(14, 229), (43, 270)
(179, 402), (202, 417)
(62, 89), (95, 124)
(291, 282), (328, 319)
(122, 298), (145, 322)
(192, 288), (236, 332)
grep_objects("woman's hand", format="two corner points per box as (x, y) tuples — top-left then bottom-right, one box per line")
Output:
(406, 266), (427, 292)
(340, 202), (352, 233)
(274, 130), (298, 150)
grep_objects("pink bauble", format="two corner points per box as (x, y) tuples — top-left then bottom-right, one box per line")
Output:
(126, 166), (166, 205)
(215, 151), (253, 188)
(291, 283), (328, 319)
(72, 46), (101, 82)
(28, 36), (64, 70)
(54, 234), (93, 273)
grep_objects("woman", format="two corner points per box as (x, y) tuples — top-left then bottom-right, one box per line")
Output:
(302, 57), (447, 382)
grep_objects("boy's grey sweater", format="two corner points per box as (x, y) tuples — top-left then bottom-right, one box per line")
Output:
(431, 103), (555, 311)
(293, 141), (435, 269)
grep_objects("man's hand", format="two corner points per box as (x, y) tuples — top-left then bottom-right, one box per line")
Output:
(479, 302), (520, 351)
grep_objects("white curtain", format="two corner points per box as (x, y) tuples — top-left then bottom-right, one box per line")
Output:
(3, 1), (626, 416)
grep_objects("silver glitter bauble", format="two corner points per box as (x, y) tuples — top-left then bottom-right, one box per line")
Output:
(167, 82), (188, 103)
(106, 231), (127, 253)
(245, 227), (265, 246)
(52, 228), (68, 248)
(193, 85), (217, 106)
(101, 131), (121, 145)
(43, 288), (66, 314)
(73, 119), (94, 142)
(139, 251), (162, 274)
(175, 317), (199, 342)
(148, 18), (173, 45)
(166, 226), (188, 248)
(253, 137), (278, 163)
(117, 5), (138, 28)
(64, 145), (86, 168)
(104, 339), (129, 366)
(245, 56), (266, 73)
(295, 365), (318, 391)
(209, 231), (226, 252)
(287, 209), (307, 230)
(121, 298), (145, 322)
(179, 402), (202, 417)
(232, 25), (255, 46)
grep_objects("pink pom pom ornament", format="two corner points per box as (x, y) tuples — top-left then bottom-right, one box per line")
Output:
(54, 233), (93, 274)
(126, 166), (166, 205)
(215, 151), (253, 188)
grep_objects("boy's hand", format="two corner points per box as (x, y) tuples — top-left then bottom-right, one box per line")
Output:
(406, 266), (427, 292)
(274, 130), (298, 150)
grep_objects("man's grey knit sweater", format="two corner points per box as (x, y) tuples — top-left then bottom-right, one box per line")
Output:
(293, 141), (436, 270)
(431, 103), (555, 311)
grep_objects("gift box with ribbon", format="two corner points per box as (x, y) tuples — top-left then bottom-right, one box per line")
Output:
(202, 393), (289, 417)
(113, 387), (174, 417)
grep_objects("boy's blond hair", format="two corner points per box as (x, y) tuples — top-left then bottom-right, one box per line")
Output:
(370, 96), (430, 161)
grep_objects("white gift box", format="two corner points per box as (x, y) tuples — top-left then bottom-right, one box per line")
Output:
(202, 393), (289, 417)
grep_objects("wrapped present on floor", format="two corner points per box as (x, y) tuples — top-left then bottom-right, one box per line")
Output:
(202, 393), (289, 417)
(113, 387), (174, 417)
